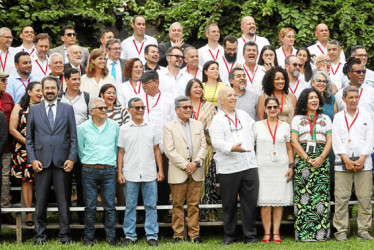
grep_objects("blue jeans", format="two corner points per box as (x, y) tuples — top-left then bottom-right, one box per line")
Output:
(82, 166), (116, 241)
(123, 180), (158, 241)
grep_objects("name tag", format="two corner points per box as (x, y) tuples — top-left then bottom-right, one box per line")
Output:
(306, 141), (316, 154)
(233, 131), (244, 144)
(270, 150), (280, 162)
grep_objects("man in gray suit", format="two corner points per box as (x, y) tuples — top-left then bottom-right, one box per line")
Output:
(26, 76), (77, 245)
(49, 25), (90, 67)
(106, 38), (126, 85)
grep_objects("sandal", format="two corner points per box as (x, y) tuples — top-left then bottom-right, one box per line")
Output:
(25, 212), (34, 227)
(262, 234), (271, 243)
(273, 234), (282, 243)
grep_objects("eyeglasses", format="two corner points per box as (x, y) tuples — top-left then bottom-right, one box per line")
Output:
(292, 63), (302, 68)
(356, 54), (368, 58)
(315, 79), (327, 84)
(109, 47), (121, 51)
(169, 54), (184, 60)
(94, 106), (108, 111)
(0, 78), (7, 82)
(133, 106), (146, 111)
(266, 105), (279, 110)
(0, 36), (13, 40)
(317, 60), (332, 64)
(225, 48), (237, 53)
(66, 33), (77, 37)
(181, 105), (193, 110)
(353, 70), (366, 74)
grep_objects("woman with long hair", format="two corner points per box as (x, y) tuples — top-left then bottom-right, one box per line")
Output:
(296, 47), (314, 83)
(258, 45), (279, 72)
(202, 61), (227, 108)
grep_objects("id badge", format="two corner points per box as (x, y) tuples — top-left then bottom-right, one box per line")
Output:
(233, 131), (244, 144)
(270, 150), (280, 162)
(306, 141), (316, 154)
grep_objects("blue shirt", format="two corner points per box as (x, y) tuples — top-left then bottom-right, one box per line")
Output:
(77, 117), (119, 166)
(6, 72), (40, 104)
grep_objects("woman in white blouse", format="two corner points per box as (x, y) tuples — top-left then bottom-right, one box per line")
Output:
(276, 28), (297, 68)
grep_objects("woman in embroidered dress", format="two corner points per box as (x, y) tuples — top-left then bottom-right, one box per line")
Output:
(202, 61), (226, 108)
(291, 88), (332, 242)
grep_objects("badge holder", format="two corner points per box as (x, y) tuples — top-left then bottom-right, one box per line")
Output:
(270, 147), (280, 162)
(306, 141), (316, 154)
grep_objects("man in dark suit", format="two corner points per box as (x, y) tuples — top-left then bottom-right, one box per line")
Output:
(63, 45), (86, 75)
(26, 76), (77, 245)
(49, 25), (90, 67)
(158, 22), (191, 68)
(106, 38), (127, 85)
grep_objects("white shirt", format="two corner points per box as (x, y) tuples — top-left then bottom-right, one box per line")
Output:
(329, 61), (345, 90)
(118, 120), (158, 182)
(80, 74), (116, 99)
(217, 55), (244, 85)
(308, 41), (346, 62)
(180, 66), (203, 82)
(31, 53), (51, 79)
(237, 34), (270, 62)
(289, 78), (307, 99)
(120, 35), (158, 64)
(276, 46), (297, 68)
(242, 64), (265, 96)
(60, 91), (89, 126)
(141, 91), (174, 153)
(117, 80), (144, 108)
(106, 59), (122, 85)
(158, 67), (193, 98)
(0, 47), (17, 75)
(16, 44), (36, 56)
(332, 108), (373, 171)
(335, 84), (374, 116)
(210, 109), (257, 174)
(44, 100), (58, 121)
(198, 44), (224, 67)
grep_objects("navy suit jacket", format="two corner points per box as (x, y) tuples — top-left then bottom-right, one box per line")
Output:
(26, 101), (77, 168)
(158, 41), (191, 68)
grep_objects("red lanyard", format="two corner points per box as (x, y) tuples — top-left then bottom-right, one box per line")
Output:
(222, 56), (234, 75)
(18, 78), (30, 88)
(330, 63), (341, 75)
(0, 97), (2, 110)
(317, 45), (325, 54)
(225, 114), (238, 128)
(282, 47), (292, 58)
(266, 119), (278, 145)
(306, 113), (317, 140)
(133, 40), (144, 56)
(187, 67), (198, 78)
(241, 35), (256, 44)
(192, 101), (201, 120)
(0, 51), (8, 72)
(273, 92), (284, 114)
(243, 65), (258, 84)
(289, 80), (299, 95)
(208, 49), (220, 61)
(146, 91), (161, 114)
(130, 81), (141, 95)
(105, 105), (115, 119)
(35, 60), (48, 76)
(344, 108), (359, 133)
(359, 88), (363, 101)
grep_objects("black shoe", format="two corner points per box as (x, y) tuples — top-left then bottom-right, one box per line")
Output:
(83, 240), (94, 247)
(220, 239), (235, 245)
(122, 238), (137, 246)
(61, 239), (72, 244)
(191, 237), (204, 244)
(173, 237), (183, 244)
(2, 213), (16, 225)
(109, 239), (118, 246)
(147, 239), (158, 247)
(34, 239), (45, 245)
(245, 239), (259, 244)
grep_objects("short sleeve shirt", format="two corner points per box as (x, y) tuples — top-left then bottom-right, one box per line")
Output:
(291, 114), (332, 143)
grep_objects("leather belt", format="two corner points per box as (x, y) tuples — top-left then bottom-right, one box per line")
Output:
(82, 164), (114, 169)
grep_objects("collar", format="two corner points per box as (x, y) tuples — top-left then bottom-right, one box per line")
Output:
(14, 71), (31, 81)
(131, 34), (146, 43)
(129, 119), (147, 127)
(178, 117), (190, 125)
(316, 41), (327, 49)
(44, 99), (58, 109)
(344, 107), (359, 118)
(107, 58), (120, 64)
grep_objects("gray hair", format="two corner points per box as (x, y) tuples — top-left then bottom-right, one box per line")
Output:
(88, 97), (105, 111)
(183, 46), (197, 57)
(128, 97), (143, 108)
(327, 39), (341, 48)
(229, 67), (244, 80)
(285, 55), (298, 65)
(312, 71), (333, 100)
(169, 22), (183, 32)
(174, 96), (191, 108)
(343, 86), (359, 98)
(106, 38), (121, 50)
(205, 23), (218, 33)
(67, 45), (81, 55)
(48, 52), (64, 65)
(0, 27), (11, 36)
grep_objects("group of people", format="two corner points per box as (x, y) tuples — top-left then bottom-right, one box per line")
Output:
(0, 14), (373, 246)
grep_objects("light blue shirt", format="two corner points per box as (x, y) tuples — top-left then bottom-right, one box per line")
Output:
(77, 117), (119, 166)
(6, 71), (40, 104)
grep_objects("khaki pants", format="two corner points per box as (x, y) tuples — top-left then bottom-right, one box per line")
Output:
(1, 152), (11, 209)
(170, 175), (201, 239)
(333, 170), (373, 236)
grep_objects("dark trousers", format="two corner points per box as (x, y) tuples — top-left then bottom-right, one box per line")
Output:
(217, 168), (259, 242)
(34, 164), (71, 241)
(0, 156), (2, 239)
(69, 159), (84, 221)
(157, 154), (170, 217)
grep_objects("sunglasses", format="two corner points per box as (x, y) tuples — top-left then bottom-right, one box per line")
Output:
(181, 105), (193, 110)
(266, 105), (279, 110)
(66, 32), (77, 37)
(94, 106), (108, 111)
(169, 54), (184, 60)
(133, 106), (146, 111)
(0, 78), (7, 82)
(353, 70), (366, 74)
(315, 79), (327, 84)
(292, 63), (302, 68)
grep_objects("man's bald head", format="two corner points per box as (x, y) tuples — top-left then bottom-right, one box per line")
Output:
(315, 54), (332, 73)
(315, 23), (330, 43)
(218, 86), (237, 112)
(241, 16), (256, 36)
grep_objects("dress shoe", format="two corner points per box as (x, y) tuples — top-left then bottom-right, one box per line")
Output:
(2, 213), (16, 225)
(147, 239), (158, 247)
(220, 239), (235, 245)
(83, 240), (94, 246)
(358, 232), (374, 240)
(172, 237), (183, 244)
(122, 238), (137, 246)
(34, 239), (45, 245)
(335, 233), (347, 242)
(245, 239), (259, 244)
(191, 237), (204, 244)
(109, 239), (118, 246)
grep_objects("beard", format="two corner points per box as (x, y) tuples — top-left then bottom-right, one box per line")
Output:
(225, 52), (237, 63)
(292, 71), (300, 78)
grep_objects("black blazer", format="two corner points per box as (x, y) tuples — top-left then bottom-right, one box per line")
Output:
(64, 63), (86, 75)
(158, 41), (191, 67)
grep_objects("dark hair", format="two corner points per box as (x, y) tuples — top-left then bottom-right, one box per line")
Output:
(295, 88), (324, 116)
(222, 35), (238, 47)
(262, 66), (289, 96)
(123, 58), (143, 79)
(296, 47), (313, 82)
(100, 30), (113, 39)
(20, 25), (33, 34)
(258, 45), (279, 67)
(34, 33), (51, 44)
(41, 76), (60, 90)
(202, 60), (221, 82)
(145, 44), (158, 54)
(99, 83), (117, 98)
(132, 15), (145, 24)
(185, 78), (205, 102)
(228, 67), (244, 80)
(14, 51), (30, 64)
(243, 41), (258, 54)
(19, 81), (41, 109)
(350, 45), (366, 56)
(264, 96), (280, 107)
(128, 97), (143, 108)
(61, 25), (75, 36)
(166, 46), (183, 56)
(343, 57), (362, 75)
(64, 68), (79, 79)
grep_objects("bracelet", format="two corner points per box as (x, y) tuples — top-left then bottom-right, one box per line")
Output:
(320, 155), (325, 160)
(305, 156), (310, 162)
(289, 163), (295, 169)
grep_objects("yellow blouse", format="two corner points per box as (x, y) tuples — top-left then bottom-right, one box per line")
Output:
(202, 82), (227, 107)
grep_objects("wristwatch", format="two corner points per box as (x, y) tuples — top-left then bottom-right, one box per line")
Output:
(195, 161), (201, 168)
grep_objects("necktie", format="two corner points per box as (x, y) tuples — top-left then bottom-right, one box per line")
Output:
(48, 104), (54, 129)
(111, 62), (116, 80)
